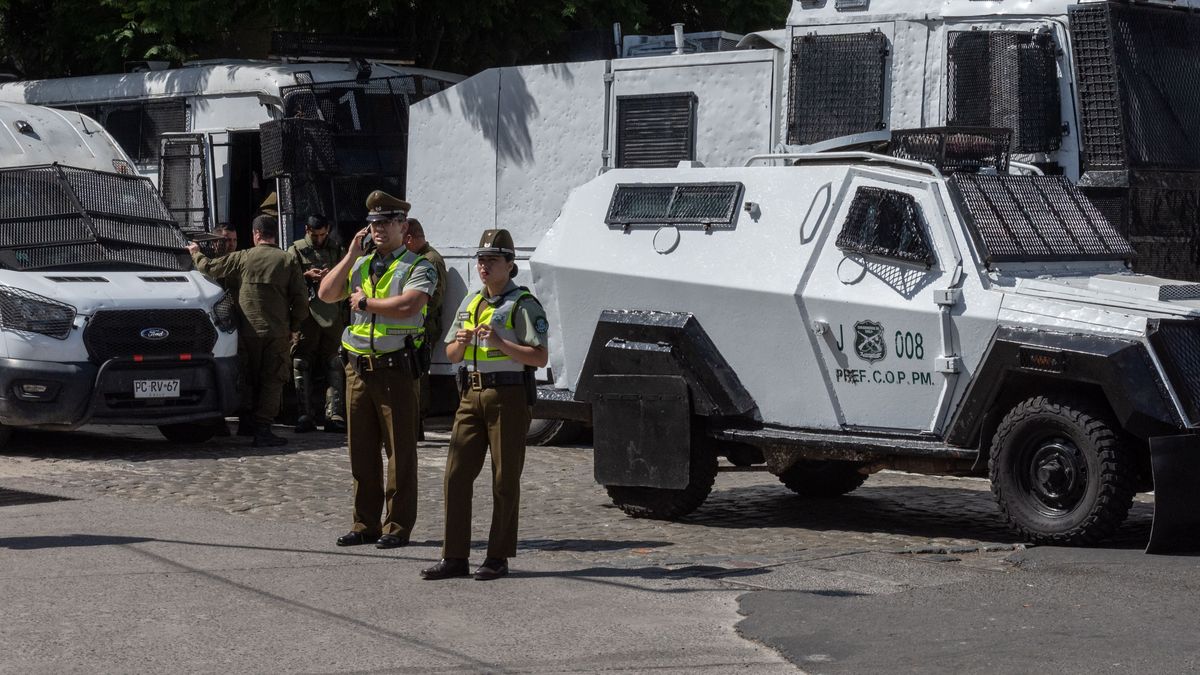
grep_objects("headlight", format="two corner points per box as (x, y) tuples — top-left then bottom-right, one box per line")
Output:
(212, 291), (237, 333)
(0, 285), (76, 339)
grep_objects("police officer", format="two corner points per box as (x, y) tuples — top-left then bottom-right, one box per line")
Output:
(317, 191), (437, 550)
(421, 229), (548, 581)
(189, 215), (309, 447)
(288, 214), (348, 433)
(403, 217), (447, 436)
(259, 192), (278, 218)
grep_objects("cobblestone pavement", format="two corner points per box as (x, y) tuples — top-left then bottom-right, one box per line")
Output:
(0, 422), (1155, 570)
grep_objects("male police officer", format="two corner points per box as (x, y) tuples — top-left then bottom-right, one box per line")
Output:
(404, 217), (447, 434)
(318, 191), (437, 549)
(421, 229), (548, 581)
(288, 214), (348, 433)
(189, 215), (309, 447)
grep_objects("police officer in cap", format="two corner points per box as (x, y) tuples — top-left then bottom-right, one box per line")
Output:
(421, 229), (548, 581)
(317, 190), (437, 549)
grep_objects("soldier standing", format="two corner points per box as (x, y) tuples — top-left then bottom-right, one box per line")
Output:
(317, 191), (437, 550)
(404, 217), (447, 436)
(189, 215), (309, 447)
(421, 229), (548, 581)
(288, 214), (348, 433)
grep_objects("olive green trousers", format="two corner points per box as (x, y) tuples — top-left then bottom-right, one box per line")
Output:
(345, 363), (419, 538)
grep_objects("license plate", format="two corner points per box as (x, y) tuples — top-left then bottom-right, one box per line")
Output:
(134, 379), (180, 399)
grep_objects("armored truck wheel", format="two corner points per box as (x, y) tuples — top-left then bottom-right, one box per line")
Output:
(989, 396), (1136, 546)
(605, 434), (718, 520)
(526, 418), (584, 446)
(778, 460), (869, 498)
(158, 421), (219, 444)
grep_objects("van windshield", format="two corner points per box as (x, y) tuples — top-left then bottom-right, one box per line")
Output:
(0, 165), (192, 272)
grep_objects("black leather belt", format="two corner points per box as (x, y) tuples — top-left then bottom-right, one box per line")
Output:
(341, 350), (408, 374)
(466, 371), (528, 390)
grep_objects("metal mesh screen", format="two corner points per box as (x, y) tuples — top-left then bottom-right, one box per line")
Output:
(0, 164), (189, 272)
(951, 174), (1136, 264)
(890, 127), (1011, 174)
(836, 187), (934, 266)
(84, 308), (217, 362)
(947, 31), (1061, 154)
(260, 118), (339, 178)
(616, 93), (697, 169)
(158, 136), (210, 235)
(88, 99), (187, 164)
(1149, 320), (1200, 425)
(1070, 3), (1200, 172)
(605, 183), (743, 229)
(787, 32), (888, 145)
(1082, 185), (1200, 282)
(0, 285), (74, 338)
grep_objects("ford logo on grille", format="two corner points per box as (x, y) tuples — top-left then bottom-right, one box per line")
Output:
(140, 327), (170, 341)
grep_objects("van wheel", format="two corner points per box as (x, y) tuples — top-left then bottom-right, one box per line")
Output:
(778, 460), (869, 497)
(158, 421), (218, 444)
(990, 395), (1135, 546)
(527, 418), (584, 446)
(605, 433), (718, 520)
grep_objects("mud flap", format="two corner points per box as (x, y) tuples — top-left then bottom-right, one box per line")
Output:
(590, 374), (690, 489)
(1146, 435), (1200, 554)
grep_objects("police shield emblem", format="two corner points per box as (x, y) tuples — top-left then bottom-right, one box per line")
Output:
(854, 320), (886, 363)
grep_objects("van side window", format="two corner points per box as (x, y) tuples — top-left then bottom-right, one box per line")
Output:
(836, 186), (934, 266)
(946, 31), (1061, 153)
(58, 99), (188, 165)
(787, 32), (889, 145)
(615, 93), (698, 169)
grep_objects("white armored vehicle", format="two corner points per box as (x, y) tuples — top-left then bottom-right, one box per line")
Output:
(0, 103), (238, 446)
(531, 128), (1200, 553)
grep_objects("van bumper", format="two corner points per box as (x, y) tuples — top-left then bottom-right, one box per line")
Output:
(0, 355), (238, 428)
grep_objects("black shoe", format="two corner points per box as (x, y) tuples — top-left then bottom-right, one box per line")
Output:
(420, 558), (470, 580)
(252, 427), (288, 447)
(375, 533), (409, 549)
(336, 531), (380, 547)
(474, 557), (509, 581)
(236, 417), (256, 437)
(323, 418), (347, 433)
(294, 415), (316, 433)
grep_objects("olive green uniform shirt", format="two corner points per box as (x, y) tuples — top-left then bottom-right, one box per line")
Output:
(415, 242), (447, 342)
(287, 234), (347, 328)
(193, 243), (309, 338)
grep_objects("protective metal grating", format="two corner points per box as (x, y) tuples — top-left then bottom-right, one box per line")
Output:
(951, 174), (1135, 263)
(616, 93), (697, 169)
(0, 167), (77, 219)
(605, 183), (743, 229)
(947, 31), (1061, 154)
(260, 118), (339, 178)
(890, 127), (1012, 174)
(0, 243), (189, 272)
(158, 136), (210, 234)
(835, 186), (934, 266)
(0, 285), (74, 338)
(60, 166), (174, 222)
(1069, 3), (1200, 171)
(1149, 320), (1200, 425)
(84, 308), (217, 362)
(787, 32), (888, 145)
(1082, 185), (1200, 282)
(95, 99), (187, 164)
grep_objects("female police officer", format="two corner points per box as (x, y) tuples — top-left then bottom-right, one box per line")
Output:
(421, 229), (548, 581)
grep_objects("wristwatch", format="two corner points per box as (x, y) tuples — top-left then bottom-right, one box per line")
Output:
(357, 296), (368, 311)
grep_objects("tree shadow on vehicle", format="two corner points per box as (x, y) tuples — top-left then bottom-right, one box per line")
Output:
(681, 483), (1156, 552)
(0, 425), (335, 463)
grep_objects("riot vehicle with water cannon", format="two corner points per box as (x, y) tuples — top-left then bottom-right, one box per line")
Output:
(530, 127), (1200, 553)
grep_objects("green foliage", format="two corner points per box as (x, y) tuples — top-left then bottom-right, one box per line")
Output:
(0, 0), (789, 78)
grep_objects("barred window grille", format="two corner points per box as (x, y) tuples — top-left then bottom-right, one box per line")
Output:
(158, 135), (210, 235)
(787, 32), (889, 145)
(615, 93), (697, 169)
(947, 31), (1061, 154)
(836, 187), (934, 266)
(60, 99), (188, 165)
(605, 182), (743, 229)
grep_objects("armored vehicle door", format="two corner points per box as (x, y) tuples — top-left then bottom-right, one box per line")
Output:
(159, 133), (212, 237)
(799, 169), (961, 434)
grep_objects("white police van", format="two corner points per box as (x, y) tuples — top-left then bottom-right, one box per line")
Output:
(0, 102), (238, 446)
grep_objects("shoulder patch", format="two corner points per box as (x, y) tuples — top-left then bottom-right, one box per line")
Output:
(534, 316), (549, 334)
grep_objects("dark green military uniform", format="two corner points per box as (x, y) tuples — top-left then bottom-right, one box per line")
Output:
(415, 241), (447, 420)
(341, 191), (437, 542)
(288, 234), (348, 428)
(193, 242), (308, 433)
(440, 231), (547, 564)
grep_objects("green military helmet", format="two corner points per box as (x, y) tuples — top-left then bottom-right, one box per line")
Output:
(259, 191), (278, 217)
(365, 190), (411, 222)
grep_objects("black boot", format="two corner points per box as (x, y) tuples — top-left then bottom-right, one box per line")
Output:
(237, 416), (256, 437)
(293, 358), (315, 433)
(253, 426), (287, 447)
(294, 415), (316, 433)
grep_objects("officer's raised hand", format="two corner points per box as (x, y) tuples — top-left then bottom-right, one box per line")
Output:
(475, 323), (503, 348)
(453, 326), (476, 345)
(350, 227), (371, 255)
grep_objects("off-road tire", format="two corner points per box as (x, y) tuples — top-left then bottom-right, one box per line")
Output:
(989, 395), (1135, 546)
(778, 460), (869, 497)
(605, 433), (718, 520)
(526, 418), (584, 446)
(158, 421), (219, 444)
